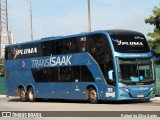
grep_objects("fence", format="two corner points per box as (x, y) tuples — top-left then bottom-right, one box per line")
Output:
(0, 77), (5, 95)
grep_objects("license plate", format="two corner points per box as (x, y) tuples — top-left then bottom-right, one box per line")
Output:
(137, 94), (144, 98)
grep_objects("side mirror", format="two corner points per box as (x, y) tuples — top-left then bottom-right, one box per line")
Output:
(108, 70), (114, 81)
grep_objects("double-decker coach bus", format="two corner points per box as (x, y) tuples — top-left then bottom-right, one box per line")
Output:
(4, 30), (155, 103)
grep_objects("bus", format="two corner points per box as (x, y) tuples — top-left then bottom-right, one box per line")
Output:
(4, 30), (155, 103)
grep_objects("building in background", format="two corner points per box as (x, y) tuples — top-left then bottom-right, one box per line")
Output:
(0, 0), (12, 58)
(0, 31), (13, 57)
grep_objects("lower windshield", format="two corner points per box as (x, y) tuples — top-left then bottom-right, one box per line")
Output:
(118, 58), (154, 85)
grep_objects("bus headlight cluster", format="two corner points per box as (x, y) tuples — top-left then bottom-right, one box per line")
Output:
(119, 87), (129, 93)
(150, 86), (155, 92)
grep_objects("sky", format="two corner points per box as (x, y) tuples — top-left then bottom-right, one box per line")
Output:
(8, 0), (160, 43)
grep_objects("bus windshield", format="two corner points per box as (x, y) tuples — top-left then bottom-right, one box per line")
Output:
(118, 58), (154, 85)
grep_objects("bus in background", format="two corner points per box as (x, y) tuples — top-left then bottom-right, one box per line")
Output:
(4, 30), (155, 103)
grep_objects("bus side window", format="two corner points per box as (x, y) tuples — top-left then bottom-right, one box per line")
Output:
(62, 40), (70, 54)
(56, 40), (70, 54)
(5, 47), (15, 60)
(81, 66), (94, 82)
(59, 67), (73, 82)
(5, 48), (8, 60)
(45, 68), (55, 82)
(72, 66), (80, 81)
(95, 36), (109, 64)
(69, 38), (79, 53)
(76, 37), (84, 52)
(42, 41), (55, 56)
(31, 68), (44, 82)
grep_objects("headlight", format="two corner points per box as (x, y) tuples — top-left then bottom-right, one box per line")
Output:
(150, 86), (155, 92)
(119, 87), (129, 93)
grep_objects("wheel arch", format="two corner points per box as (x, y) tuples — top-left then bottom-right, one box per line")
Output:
(18, 85), (26, 92)
(27, 85), (34, 91)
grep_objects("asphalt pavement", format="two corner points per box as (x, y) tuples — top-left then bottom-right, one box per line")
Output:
(0, 95), (160, 103)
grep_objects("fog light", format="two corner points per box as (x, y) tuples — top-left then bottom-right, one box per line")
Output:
(120, 94), (124, 98)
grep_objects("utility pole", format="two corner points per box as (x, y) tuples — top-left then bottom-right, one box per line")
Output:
(0, 0), (11, 58)
(87, 0), (91, 32)
(29, 0), (33, 41)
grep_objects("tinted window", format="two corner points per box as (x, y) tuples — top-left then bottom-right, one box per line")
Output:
(111, 34), (150, 53)
(42, 41), (56, 56)
(88, 34), (115, 86)
(31, 68), (45, 82)
(5, 34), (112, 61)
(75, 34), (112, 64)
(5, 38), (80, 60)
(81, 66), (94, 82)
(59, 67), (74, 82)
(32, 68), (56, 82)
(90, 34), (112, 64)
(69, 38), (79, 53)
(31, 66), (94, 82)
(5, 42), (42, 60)
(53, 38), (80, 55)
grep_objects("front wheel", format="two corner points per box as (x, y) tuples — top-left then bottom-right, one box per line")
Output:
(27, 87), (36, 102)
(19, 88), (28, 102)
(88, 88), (98, 104)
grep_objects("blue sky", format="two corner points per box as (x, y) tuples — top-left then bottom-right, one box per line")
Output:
(8, 0), (160, 43)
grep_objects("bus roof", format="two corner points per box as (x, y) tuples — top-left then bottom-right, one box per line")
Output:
(106, 29), (143, 35)
(6, 29), (144, 47)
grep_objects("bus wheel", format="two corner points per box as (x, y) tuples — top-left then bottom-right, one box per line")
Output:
(19, 88), (28, 102)
(28, 87), (35, 102)
(88, 88), (98, 104)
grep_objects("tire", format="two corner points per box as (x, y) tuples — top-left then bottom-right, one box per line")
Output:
(19, 88), (28, 102)
(88, 88), (98, 104)
(28, 87), (36, 102)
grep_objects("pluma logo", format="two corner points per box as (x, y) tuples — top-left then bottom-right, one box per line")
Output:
(11, 48), (19, 59)
(112, 38), (143, 46)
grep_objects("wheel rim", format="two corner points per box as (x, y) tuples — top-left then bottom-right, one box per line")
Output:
(90, 90), (97, 100)
(20, 90), (26, 98)
(29, 90), (34, 100)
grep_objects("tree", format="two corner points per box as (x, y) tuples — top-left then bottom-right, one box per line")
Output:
(148, 37), (160, 53)
(145, 7), (160, 38)
(145, 6), (160, 64)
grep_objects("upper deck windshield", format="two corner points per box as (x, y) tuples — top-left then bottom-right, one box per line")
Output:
(118, 58), (154, 85)
(110, 34), (150, 53)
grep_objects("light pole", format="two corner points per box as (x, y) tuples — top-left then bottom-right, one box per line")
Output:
(26, 0), (33, 41)
(29, 0), (33, 41)
(87, 0), (91, 32)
